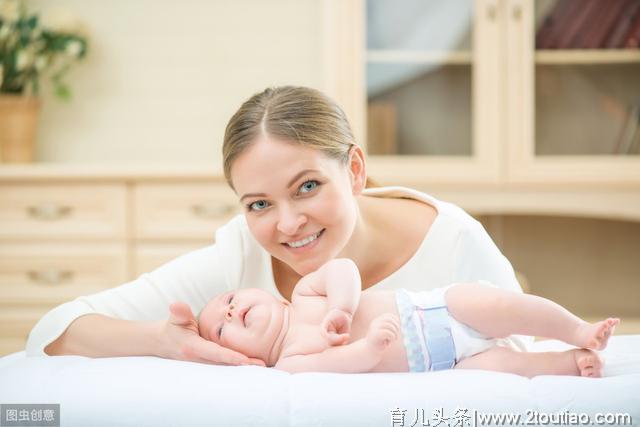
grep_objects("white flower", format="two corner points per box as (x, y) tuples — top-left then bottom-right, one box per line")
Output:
(34, 55), (48, 71)
(16, 50), (34, 71)
(0, 23), (10, 41)
(65, 40), (82, 57)
(0, 0), (20, 24)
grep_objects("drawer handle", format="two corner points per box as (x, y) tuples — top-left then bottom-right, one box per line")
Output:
(512, 4), (522, 21)
(27, 203), (73, 220)
(191, 203), (236, 219)
(28, 269), (74, 285)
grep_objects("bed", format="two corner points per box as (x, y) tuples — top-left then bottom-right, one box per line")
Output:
(1, 335), (639, 427)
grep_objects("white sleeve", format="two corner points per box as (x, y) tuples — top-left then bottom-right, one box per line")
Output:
(452, 218), (534, 351)
(451, 219), (521, 293)
(25, 243), (231, 356)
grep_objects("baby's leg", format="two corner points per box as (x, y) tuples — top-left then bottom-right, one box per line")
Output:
(445, 283), (619, 350)
(454, 346), (603, 378)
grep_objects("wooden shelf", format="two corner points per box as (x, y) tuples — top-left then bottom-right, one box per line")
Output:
(367, 49), (472, 65)
(535, 49), (640, 65)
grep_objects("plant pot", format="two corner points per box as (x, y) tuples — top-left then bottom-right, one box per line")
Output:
(0, 95), (40, 163)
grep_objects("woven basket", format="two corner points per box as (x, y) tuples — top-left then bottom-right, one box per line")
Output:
(0, 95), (40, 163)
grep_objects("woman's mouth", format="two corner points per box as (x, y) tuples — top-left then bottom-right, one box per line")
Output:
(283, 229), (324, 252)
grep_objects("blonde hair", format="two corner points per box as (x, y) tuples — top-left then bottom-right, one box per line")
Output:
(223, 86), (374, 189)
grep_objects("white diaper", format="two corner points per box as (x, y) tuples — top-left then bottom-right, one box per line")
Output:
(398, 283), (519, 368)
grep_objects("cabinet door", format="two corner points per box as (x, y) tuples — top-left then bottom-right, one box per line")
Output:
(506, 0), (640, 184)
(362, 0), (502, 185)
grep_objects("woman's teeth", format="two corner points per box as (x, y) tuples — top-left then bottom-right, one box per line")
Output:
(286, 230), (322, 248)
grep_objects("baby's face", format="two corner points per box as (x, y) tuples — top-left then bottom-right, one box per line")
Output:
(198, 288), (289, 362)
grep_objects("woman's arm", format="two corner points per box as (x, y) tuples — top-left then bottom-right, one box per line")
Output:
(44, 314), (161, 357)
(27, 230), (263, 365)
(44, 304), (260, 365)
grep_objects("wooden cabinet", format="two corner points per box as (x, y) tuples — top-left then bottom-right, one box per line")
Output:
(0, 172), (238, 355)
(0, 182), (129, 355)
(329, 0), (640, 217)
(327, 0), (640, 333)
(133, 183), (239, 240)
(0, 184), (127, 239)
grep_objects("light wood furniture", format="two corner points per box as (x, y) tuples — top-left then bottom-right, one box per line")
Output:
(0, 167), (239, 355)
(1, 0), (638, 355)
(1, 165), (638, 357)
(326, 0), (640, 329)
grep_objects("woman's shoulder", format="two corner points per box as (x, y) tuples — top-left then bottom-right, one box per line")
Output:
(363, 186), (479, 228)
(215, 214), (276, 290)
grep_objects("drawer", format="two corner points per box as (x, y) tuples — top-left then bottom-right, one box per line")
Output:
(0, 184), (127, 239)
(133, 183), (241, 239)
(0, 242), (128, 305)
(133, 242), (212, 277)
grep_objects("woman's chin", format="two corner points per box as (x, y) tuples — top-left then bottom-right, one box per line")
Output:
(292, 257), (332, 276)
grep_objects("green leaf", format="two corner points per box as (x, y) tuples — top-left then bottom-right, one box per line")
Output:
(54, 83), (71, 101)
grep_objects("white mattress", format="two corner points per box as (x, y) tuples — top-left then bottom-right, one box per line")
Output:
(1, 335), (639, 427)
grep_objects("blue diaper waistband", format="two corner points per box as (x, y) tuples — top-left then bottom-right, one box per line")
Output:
(396, 290), (457, 372)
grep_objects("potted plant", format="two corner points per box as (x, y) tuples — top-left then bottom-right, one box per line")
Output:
(0, 0), (87, 163)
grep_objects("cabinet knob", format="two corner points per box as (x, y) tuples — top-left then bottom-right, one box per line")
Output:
(486, 3), (497, 21)
(191, 203), (236, 219)
(27, 203), (73, 220)
(512, 4), (522, 21)
(28, 269), (74, 285)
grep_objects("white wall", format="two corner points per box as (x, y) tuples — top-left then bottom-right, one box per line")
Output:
(28, 0), (325, 167)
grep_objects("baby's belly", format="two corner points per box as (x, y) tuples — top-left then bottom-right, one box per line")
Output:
(351, 291), (409, 372)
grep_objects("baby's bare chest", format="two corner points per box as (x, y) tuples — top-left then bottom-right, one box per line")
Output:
(280, 291), (408, 367)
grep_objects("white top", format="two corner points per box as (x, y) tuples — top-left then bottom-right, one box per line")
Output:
(26, 186), (530, 355)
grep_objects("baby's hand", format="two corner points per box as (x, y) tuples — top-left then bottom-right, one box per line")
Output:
(321, 308), (352, 346)
(366, 313), (400, 352)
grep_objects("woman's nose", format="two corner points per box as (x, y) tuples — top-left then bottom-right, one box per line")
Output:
(277, 206), (306, 235)
(224, 303), (235, 321)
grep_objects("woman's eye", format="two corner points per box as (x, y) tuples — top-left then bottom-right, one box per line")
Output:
(248, 200), (270, 211)
(298, 180), (319, 194)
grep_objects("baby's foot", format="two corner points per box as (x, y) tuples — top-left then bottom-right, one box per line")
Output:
(572, 349), (603, 378)
(575, 318), (620, 350)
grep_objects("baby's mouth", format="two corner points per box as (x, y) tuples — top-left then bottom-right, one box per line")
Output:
(241, 306), (250, 327)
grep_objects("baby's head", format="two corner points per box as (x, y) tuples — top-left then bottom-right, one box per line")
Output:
(198, 288), (290, 365)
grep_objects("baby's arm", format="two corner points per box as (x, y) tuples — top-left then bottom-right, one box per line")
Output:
(275, 313), (399, 373)
(292, 258), (361, 315)
(293, 259), (361, 345)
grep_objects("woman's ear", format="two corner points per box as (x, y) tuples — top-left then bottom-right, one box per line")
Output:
(347, 145), (366, 196)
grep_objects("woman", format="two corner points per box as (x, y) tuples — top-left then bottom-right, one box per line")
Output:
(27, 86), (529, 364)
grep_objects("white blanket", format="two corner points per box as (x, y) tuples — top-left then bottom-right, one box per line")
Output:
(1, 336), (639, 427)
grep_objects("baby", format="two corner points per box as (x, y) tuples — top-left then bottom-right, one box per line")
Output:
(198, 259), (619, 377)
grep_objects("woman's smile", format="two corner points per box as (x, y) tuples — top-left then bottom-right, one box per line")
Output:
(282, 229), (325, 252)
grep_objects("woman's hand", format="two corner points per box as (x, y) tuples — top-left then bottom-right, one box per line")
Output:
(321, 308), (352, 346)
(157, 302), (265, 366)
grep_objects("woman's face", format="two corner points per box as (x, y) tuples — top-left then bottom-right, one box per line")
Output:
(230, 136), (364, 276)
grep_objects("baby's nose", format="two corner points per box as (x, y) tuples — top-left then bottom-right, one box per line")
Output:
(225, 303), (235, 320)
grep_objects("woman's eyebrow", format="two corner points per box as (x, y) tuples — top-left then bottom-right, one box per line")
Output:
(286, 169), (320, 188)
(239, 169), (321, 202)
(240, 192), (267, 203)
